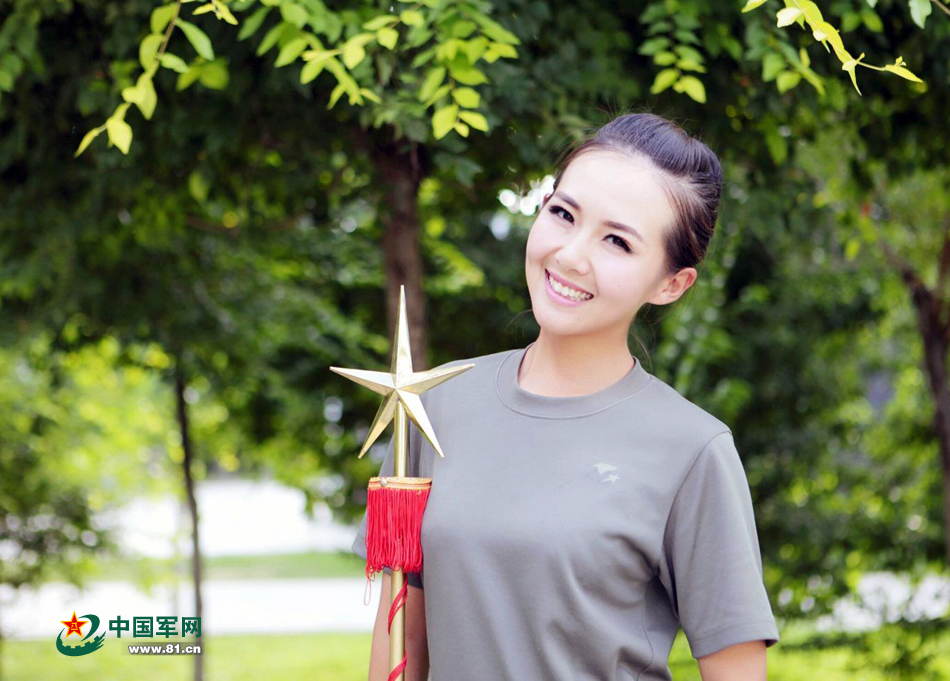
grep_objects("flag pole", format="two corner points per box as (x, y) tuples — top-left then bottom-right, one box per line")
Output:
(330, 284), (473, 681)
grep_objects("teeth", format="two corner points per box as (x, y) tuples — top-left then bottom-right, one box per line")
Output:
(548, 272), (593, 301)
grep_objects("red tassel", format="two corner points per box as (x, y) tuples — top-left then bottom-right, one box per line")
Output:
(364, 476), (431, 578)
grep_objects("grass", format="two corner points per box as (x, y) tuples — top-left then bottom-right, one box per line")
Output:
(65, 550), (367, 584)
(4, 623), (947, 681)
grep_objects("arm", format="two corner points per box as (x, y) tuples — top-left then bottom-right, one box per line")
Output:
(697, 639), (767, 681)
(368, 571), (429, 681)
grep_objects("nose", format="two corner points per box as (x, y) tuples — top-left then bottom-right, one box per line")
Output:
(556, 230), (592, 276)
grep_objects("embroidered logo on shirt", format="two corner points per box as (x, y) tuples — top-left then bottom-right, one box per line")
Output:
(593, 463), (620, 483)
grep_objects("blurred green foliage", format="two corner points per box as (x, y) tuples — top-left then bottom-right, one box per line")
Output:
(1, 0), (949, 678)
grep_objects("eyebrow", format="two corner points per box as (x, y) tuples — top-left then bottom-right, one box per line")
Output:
(555, 192), (646, 245)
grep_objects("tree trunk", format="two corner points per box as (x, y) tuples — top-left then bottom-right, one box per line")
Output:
(374, 139), (429, 371)
(911, 285), (950, 568)
(884, 233), (950, 568)
(175, 366), (204, 681)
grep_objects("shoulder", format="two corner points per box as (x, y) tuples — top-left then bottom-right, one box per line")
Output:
(614, 368), (734, 471)
(419, 347), (515, 402)
(641, 371), (731, 434)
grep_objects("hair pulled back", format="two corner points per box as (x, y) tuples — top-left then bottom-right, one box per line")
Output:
(552, 113), (723, 277)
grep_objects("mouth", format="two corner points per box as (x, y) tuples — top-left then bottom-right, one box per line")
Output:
(545, 269), (594, 304)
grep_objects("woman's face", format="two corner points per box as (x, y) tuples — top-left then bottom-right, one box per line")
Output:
(525, 149), (691, 340)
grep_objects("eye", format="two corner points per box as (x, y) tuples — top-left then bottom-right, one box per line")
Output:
(607, 234), (633, 253)
(548, 203), (633, 254)
(547, 204), (573, 223)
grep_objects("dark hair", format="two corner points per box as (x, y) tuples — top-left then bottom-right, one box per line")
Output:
(551, 112), (723, 279)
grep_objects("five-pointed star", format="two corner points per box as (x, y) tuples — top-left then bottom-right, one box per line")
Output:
(60, 611), (88, 639)
(329, 285), (473, 459)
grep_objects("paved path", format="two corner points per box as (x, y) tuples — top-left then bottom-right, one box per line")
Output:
(2, 571), (947, 641)
(0, 576), (383, 640)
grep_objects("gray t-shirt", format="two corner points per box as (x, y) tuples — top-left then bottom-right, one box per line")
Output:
(352, 343), (780, 680)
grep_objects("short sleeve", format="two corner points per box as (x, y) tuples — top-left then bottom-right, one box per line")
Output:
(657, 430), (779, 658)
(351, 425), (424, 589)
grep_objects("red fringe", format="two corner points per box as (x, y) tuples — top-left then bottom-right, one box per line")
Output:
(364, 478), (430, 578)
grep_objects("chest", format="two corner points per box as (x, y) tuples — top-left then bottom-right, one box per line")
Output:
(418, 417), (671, 587)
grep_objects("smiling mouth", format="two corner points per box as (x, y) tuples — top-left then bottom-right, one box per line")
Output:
(545, 269), (594, 301)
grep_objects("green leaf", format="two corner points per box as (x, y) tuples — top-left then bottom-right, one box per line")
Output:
(458, 110), (488, 131)
(465, 36), (489, 62)
(741, 0), (768, 11)
(276, 37), (307, 67)
(454, 121), (470, 137)
(159, 53), (189, 72)
(363, 15), (396, 30)
(213, 1), (237, 25)
(198, 60), (229, 89)
(638, 37), (670, 56)
(764, 128), (788, 164)
(401, 10), (424, 27)
(377, 27), (398, 49)
(177, 19), (215, 60)
(411, 46), (437, 67)
(653, 51), (677, 66)
(646, 20), (672, 35)
(359, 87), (382, 103)
(672, 75), (706, 103)
(237, 7), (270, 40)
(841, 53), (864, 95)
(151, 4), (178, 33)
(674, 44), (703, 63)
(650, 68), (679, 94)
(677, 59), (706, 73)
(300, 57), (326, 83)
(188, 170), (209, 202)
(422, 84), (451, 107)
(673, 30), (699, 44)
(762, 53), (785, 81)
(341, 33), (375, 68)
(280, 2), (308, 28)
(776, 7), (802, 27)
(448, 63), (487, 85)
(139, 34), (164, 70)
(137, 74), (157, 118)
(844, 238), (861, 260)
(451, 20), (477, 38)
(327, 82), (346, 109)
(861, 10), (883, 32)
(106, 117), (133, 154)
(419, 66), (446, 101)
(432, 103), (458, 139)
(487, 41), (516, 58)
(451, 86), (480, 107)
(256, 22), (289, 56)
(883, 56), (923, 83)
(908, 0), (931, 28)
(776, 70), (801, 92)
(74, 127), (102, 157)
(177, 65), (203, 90)
(469, 14), (520, 44)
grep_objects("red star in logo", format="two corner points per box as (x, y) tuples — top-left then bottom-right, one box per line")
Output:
(60, 611), (88, 639)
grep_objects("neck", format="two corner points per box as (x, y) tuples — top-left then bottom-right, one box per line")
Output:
(518, 330), (635, 398)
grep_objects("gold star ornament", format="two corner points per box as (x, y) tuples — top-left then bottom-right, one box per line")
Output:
(329, 285), (473, 459)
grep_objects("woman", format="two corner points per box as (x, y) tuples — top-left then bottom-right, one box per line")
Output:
(353, 112), (781, 681)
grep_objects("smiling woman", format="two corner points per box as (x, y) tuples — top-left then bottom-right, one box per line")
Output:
(353, 112), (779, 681)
